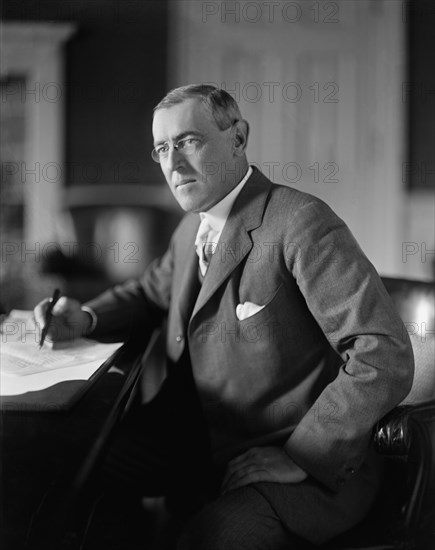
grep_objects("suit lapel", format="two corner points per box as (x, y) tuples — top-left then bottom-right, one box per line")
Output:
(190, 168), (272, 322)
(173, 215), (201, 328)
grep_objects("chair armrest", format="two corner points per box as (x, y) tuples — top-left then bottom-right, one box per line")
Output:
(373, 405), (413, 455)
(373, 399), (435, 533)
(373, 399), (435, 456)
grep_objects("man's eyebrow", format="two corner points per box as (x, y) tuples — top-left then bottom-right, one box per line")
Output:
(153, 130), (204, 147)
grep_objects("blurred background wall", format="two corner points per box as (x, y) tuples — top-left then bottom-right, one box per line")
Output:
(1, 0), (434, 311)
(167, 0), (434, 281)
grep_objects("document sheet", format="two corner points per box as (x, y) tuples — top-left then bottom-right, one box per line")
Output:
(0, 310), (123, 396)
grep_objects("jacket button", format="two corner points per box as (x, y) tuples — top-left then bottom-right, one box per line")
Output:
(346, 467), (355, 475)
(176, 335), (183, 343)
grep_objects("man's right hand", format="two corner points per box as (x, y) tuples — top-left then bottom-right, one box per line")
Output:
(34, 296), (92, 342)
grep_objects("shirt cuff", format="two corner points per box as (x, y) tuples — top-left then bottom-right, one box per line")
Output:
(81, 305), (98, 334)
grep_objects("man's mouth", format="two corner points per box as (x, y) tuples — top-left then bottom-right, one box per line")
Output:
(175, 179), (196, 188)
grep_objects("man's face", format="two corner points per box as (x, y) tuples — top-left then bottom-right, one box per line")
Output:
(152, 98), (239, 213)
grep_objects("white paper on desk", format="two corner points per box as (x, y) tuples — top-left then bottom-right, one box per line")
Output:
(0, 310), (123, 396)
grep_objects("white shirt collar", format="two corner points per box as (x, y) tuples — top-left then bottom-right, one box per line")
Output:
(199, 165), (253, 233)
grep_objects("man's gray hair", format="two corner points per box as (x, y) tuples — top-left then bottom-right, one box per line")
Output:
(153, 84), (242, 131)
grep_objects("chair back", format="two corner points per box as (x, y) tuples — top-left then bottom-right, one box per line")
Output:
(381, 276), (435, 541)
(381, 277), (435, 404)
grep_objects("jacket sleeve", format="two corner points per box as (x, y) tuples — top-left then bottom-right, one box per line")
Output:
(84, 232), (175, 339)
(283, 199), (414, 492)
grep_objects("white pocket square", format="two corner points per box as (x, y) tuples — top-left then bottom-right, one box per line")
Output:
(236, 301), (265, 321)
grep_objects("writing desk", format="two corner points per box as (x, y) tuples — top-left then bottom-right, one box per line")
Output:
(0, 330), (159, 550)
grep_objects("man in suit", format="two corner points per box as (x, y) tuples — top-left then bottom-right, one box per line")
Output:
(35, 85), (414, 549)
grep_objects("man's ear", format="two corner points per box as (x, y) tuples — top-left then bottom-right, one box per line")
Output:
(233, 120), (249, 155)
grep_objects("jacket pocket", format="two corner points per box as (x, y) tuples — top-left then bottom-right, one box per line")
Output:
(237, 282), (284, 325)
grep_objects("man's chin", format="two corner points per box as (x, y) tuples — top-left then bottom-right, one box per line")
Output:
(170, 187), (204, 213)
(173, 195), (202, 213)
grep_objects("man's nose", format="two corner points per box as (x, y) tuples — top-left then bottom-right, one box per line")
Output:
(166, 146), (185, 172)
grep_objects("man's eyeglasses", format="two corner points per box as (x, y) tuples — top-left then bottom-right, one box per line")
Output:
(151, 120), (239, 164)
(151, 137), (203, 163)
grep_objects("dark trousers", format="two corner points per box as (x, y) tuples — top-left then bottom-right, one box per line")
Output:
(86, 357), (380, 550)
(84, 357), (309, 550)
(101, 357), (219, 516)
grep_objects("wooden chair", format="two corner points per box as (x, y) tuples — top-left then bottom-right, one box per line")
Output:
(323, 277), (435, 549)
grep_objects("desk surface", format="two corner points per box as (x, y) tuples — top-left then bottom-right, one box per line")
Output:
(0, 332), (157, 550)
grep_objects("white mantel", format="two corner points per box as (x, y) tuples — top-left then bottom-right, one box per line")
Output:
(1, 22), (76, 244)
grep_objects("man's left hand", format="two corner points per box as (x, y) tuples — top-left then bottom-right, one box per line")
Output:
(221, 446), (308, 494)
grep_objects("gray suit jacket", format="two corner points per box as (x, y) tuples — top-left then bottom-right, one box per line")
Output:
(87, 167), (414, 495)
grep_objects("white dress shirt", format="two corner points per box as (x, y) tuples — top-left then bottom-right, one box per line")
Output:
(197, 165), (253, 246)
